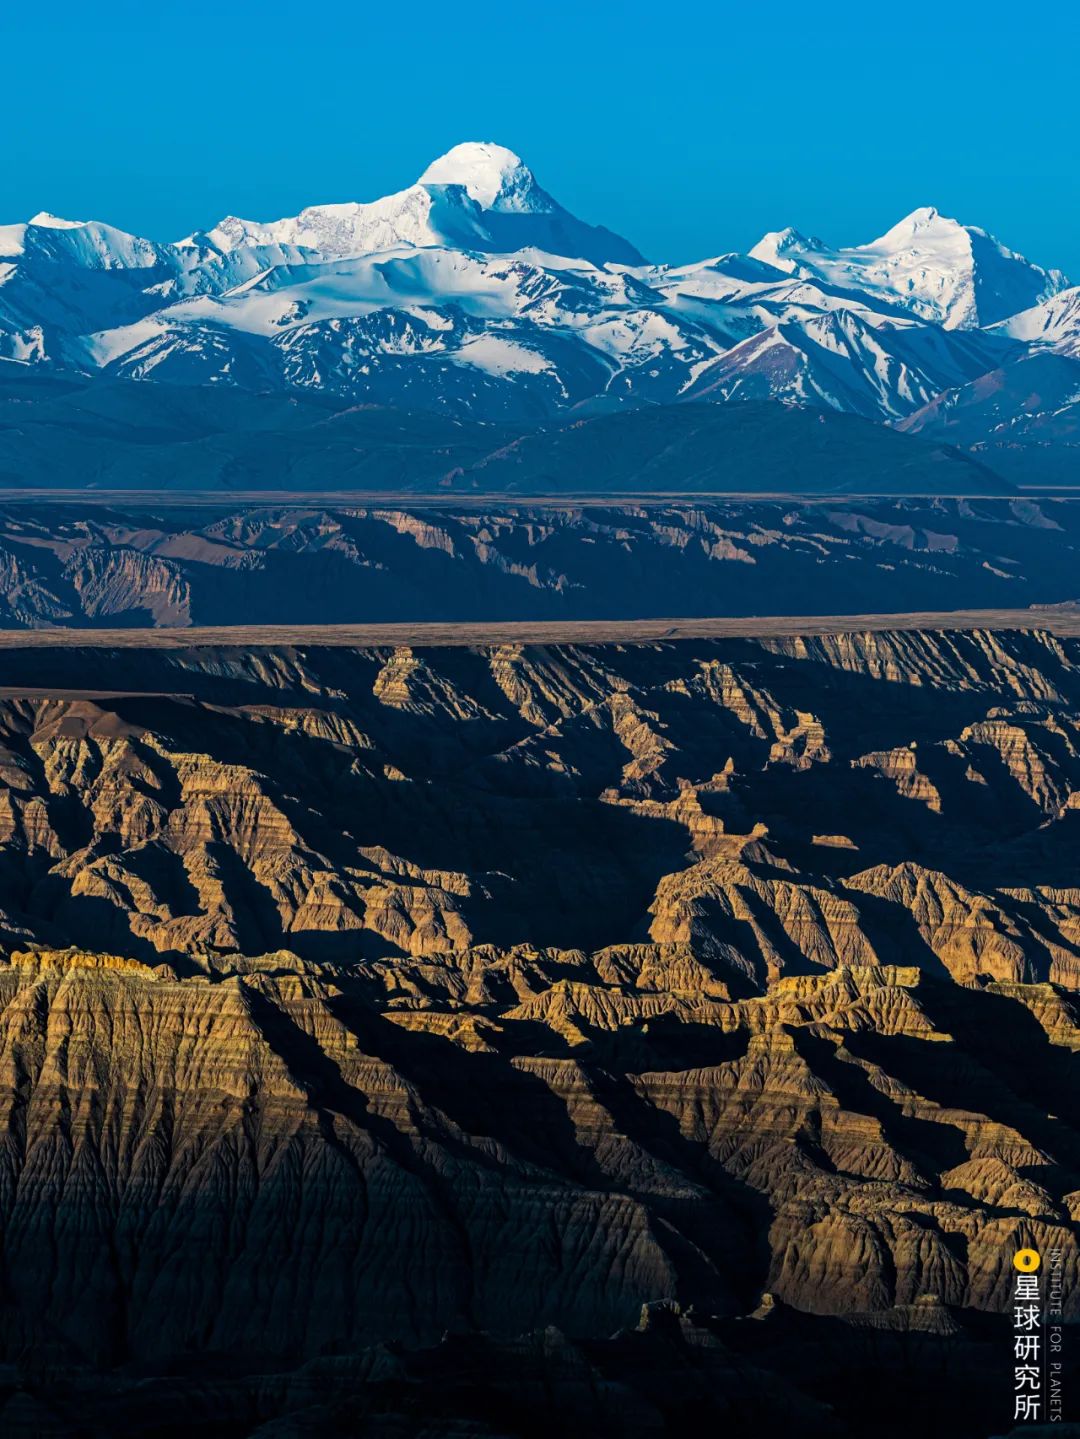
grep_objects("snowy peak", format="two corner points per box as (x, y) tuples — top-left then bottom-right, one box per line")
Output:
(197, 182), (491, 260)
(28, 211), (86, 230)
(0, 144), (1071, 447)
(418, 142), (546, 213)
(193, 141), (643, 267)
(1, 213), (167, 270)
(993, 285), (1080, 357)
(748, 227), (822, 271)
(869, 205), (950, 243)
(859, 206), (974, 266)
(857, 207), (1068, 327)
(745, 207), (1069, 330)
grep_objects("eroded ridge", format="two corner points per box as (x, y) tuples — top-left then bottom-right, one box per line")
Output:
(0, 629), (1077, 1434)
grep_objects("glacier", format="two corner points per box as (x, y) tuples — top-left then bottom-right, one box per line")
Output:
(0, 140), (1077, 463)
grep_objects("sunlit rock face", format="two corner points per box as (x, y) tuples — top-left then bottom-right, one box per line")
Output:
(0, 630), (1077, 1435)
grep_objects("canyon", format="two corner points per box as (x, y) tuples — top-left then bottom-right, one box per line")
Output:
(0, 626), (1076, 1434)
(2, 495), (1080, 631)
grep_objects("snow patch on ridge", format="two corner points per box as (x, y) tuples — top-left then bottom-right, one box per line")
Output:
(451, 335), (554, 376)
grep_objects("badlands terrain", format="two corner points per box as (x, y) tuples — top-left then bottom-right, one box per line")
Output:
(0, 624), (1077, 1435)
(5, 128), (1079, 1439)
(3, 495), (1080, 630)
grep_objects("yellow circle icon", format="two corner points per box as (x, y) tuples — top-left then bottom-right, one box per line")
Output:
(1014, 1249), (1041, 1273)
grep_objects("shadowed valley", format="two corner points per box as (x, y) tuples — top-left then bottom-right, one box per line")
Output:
(0, 630), (1077, 1435)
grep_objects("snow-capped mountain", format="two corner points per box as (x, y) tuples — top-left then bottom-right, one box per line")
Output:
(683, 308), (1012, 419)
(0, 142), (1074, 462)
(186, 142), (644, 268)
(749, 207), (1067, 330)
(992, 286), (1080, 357)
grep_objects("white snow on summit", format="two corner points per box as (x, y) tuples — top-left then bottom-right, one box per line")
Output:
(188, 142), (643, 268)
(750, 207), (1068, 330)
(993, 285), (1080, 357)
(0, 142), (1072, 430)
(0, 213), (165, 269)
(418, 142), (546, 212)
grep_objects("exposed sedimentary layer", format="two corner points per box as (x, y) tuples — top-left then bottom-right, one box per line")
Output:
(0, 629), (1077, 1435)
(2, 495), (1080, 629)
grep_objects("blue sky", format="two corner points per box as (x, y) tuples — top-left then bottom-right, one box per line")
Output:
(5, 0), (1078, 274)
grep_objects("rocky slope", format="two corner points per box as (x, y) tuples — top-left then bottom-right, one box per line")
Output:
(6, 494), (1080, 630)
(0, 630), (1077, 1434)
(898, 349), (1080, 488)
(0, 367), (1005, 496)
(0, 149), (1065, 419)
(2, 143), (1077, 481)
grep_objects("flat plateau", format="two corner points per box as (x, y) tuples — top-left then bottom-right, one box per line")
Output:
(1, 607), (1079, 649)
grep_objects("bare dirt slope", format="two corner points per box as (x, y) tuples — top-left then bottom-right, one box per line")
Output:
(0, 629), (1077, 1437)
(2, 496), (1080, 630)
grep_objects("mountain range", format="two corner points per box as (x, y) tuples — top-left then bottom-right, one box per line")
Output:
(1, 140), (1078, 488)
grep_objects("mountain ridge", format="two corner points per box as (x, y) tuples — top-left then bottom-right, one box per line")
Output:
(1, 141), (1077, 485)
(0, 367), (1006, 496)
(0, 630), (1076, 1439)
